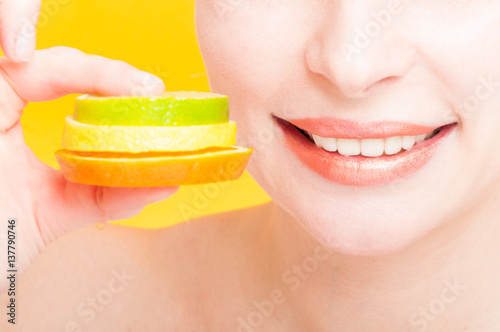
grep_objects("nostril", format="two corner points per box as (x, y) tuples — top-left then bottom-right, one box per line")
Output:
(363, 76), (399, 94)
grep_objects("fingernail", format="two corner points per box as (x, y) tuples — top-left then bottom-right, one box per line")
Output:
(16, 24), (36, 62)
(132, 70), (164, 88)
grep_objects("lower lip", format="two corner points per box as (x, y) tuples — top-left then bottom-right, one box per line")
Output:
(274, 116), (457, 186)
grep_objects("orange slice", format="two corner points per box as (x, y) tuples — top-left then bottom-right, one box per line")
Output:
(55, 146), (253, 187)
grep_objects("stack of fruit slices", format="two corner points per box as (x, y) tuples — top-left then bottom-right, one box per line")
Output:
(55, 92), (253, 187)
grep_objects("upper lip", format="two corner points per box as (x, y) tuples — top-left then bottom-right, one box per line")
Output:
(274, 115), (453, 139)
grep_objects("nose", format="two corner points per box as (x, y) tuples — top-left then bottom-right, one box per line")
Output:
(305, 1), (415, 99)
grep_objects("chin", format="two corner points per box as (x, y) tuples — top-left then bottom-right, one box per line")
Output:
(271, 190), (448, 256)
(245, 141), (475, 257)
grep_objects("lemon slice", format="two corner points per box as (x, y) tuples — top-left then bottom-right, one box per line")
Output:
(62, 115), (236, 153)
(55, 146), (253, 187)
(74, 92), (229, 126)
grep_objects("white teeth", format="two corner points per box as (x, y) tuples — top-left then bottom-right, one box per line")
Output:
(321, 137), (338, 152)
(305, 127), (440, 157)
(384, 136), (402, 155)
(401, 135), (416, 150)
(360, 139), (384, 157)
(337, 138), (361, 156)
(415, 134), (426, 143)
(311, 134), (323, 147)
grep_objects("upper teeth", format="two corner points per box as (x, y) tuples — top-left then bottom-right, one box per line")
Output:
(307, 129), (439, 157)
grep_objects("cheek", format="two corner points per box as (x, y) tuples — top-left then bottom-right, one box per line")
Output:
(195, 1), (315, 102)
(404, 2), (500, 95)
(411, 6), (500, 95)
(404, 3), (500, 172)
(195, 1), (316, 169)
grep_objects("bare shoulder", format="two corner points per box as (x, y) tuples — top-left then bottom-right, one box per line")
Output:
(6, 201), (273, 331)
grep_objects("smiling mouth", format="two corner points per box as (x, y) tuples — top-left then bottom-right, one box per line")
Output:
(293, 124), (444, 157)
(274, 115), (458, 186)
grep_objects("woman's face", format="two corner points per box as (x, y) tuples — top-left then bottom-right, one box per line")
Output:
(195, 0), (500, 255)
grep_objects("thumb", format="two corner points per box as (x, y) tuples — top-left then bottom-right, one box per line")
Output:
(37, 167), (179, 243)
(93, 185), (180, 222)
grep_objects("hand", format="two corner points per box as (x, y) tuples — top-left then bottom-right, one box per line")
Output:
(0, 46), (180, 293)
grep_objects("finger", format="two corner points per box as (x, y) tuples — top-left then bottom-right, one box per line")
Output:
(0, 46), (166, 101)
(37, 170), (180, 243)
(0, 46), (166, 133)
(64, 181), (180, 231)
(0, 0), (40, 62)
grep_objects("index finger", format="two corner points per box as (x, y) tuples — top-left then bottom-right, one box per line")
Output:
(0, 0), (40, 62)
(0, 46), (166, 134)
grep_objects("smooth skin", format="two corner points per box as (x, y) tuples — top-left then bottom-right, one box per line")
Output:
(3, 0), (500, 331)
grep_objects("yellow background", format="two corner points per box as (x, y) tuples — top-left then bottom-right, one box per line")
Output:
(15, 0), (270, 228)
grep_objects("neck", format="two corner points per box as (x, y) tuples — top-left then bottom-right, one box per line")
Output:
(263, 186), (500, 332)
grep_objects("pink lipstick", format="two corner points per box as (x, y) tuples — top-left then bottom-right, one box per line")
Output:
(274, 115), (457, 186)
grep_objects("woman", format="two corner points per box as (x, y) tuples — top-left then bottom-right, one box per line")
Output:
(2, 0), (500, 331)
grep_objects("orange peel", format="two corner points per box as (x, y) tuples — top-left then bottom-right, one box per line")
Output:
(55, 146), (253, 187)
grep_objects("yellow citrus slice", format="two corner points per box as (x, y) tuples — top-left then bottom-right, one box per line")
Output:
(74, 92), (229, 126)
(62, 115), (236, 153)
(55, 146), (253, 187)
